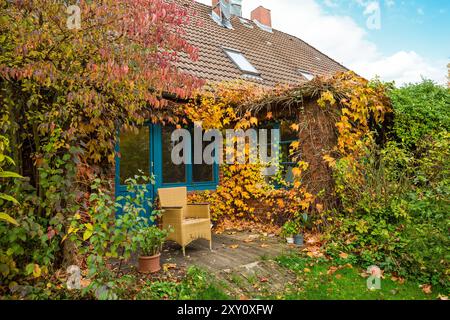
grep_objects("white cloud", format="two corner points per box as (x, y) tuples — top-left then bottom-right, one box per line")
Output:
(353, 51), (446, 85)
(194, 0), (447, 85)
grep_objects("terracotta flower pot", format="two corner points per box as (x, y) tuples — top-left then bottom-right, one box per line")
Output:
(138, 253), (161, 274)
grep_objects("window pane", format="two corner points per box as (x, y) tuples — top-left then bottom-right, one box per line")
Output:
(119, 127), (150, 185)
(282, 165), (295, 185)
(193, 164), (214, 183)
(162, 126), (186, 184)
(224, 49), (259, 74)
(192, 139), (214, 183)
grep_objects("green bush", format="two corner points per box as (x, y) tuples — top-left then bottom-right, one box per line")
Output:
(135, 226), (169, 257)
(389, 80), (450, 147)
(326, 81), (450, 289)
(0, 134), (67, 291)
(66, 175), (159, 299)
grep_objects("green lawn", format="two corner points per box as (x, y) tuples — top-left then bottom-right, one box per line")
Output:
(275, 254), (445, 300)
(137, 254), (446, 300)
(140, 253), (444, 301)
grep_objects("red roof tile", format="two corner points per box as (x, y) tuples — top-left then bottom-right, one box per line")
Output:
(176, 0), (348, 86)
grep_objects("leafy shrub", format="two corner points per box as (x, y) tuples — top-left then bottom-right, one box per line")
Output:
(389, 80), (450, 147)
(0, 134), (66, 291)
(66, 175), (161, 299)
(135, 226), (169, 257)
(325, 81), (449, 289)
(0, 135), (22, 226)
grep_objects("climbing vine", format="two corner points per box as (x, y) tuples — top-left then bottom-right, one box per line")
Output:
(187, 72), (391, 228)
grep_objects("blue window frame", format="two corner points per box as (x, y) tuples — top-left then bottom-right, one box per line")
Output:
(115, 123), (219, 213)
(114, 124), (154, 217)
(261, 121), (298, 189)
(153, 125), (220, 192)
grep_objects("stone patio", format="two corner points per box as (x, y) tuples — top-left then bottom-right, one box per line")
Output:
(160, 231), (299, 297)
(161, 231), (289, 269)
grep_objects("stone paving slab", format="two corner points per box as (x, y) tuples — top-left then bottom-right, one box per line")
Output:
(161, 231), (293, 272)
(160, 231), (299, 297)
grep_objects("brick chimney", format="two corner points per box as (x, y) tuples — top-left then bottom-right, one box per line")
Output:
(251, 6), (272, 28)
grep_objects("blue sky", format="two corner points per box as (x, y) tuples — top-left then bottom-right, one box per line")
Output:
(196, 0), (449, 85)
(322, 0), (449, 62)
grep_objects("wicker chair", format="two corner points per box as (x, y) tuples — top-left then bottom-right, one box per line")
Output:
(158, 187), (212, 256)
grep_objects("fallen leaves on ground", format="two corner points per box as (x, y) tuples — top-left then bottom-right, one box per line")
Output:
(214, 219), (281, 235)
(229, 244), (239, 249)
(302, 233), (326, 258)
(327, 263), (353, 276)
(304, 245), (324, 258)
(338, 252), (349, 259)
(315, 204), (324, 213)
(327, 266), (339, 275)
(420, 284), (432, 294)
(260, 244), (270, 248)
(163, 263), (177, 272)
(80, 278), (91, 288)
(390, 276), (405, 284)
(360, 271), (369, 278)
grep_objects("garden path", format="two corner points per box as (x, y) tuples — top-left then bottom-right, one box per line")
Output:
(160, 231), (299, 298)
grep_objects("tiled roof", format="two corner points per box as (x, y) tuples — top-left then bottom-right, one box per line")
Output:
(176, 0), (348, 87)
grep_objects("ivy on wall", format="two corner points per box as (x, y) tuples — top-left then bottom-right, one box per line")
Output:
(186, 72), (392, 228)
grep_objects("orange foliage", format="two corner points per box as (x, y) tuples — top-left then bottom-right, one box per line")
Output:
(186, 72), (391, 228)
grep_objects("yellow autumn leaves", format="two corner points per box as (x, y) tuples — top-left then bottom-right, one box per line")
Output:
(184, 72), (390, 224)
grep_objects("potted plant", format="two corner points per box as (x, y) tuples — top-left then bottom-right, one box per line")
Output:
(293, 213), (309, 246)
(136, 226), (169, 273)
(281, 221), (298, 244)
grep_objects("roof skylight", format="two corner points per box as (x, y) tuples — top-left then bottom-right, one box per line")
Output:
(299, 70), (314, 81)
(224, 48), (260, 75)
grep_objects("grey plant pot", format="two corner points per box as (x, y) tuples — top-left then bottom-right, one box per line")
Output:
(294, 234), (304, 246)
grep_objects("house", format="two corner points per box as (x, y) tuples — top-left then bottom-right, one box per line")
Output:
(114, 0), (348, 205)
